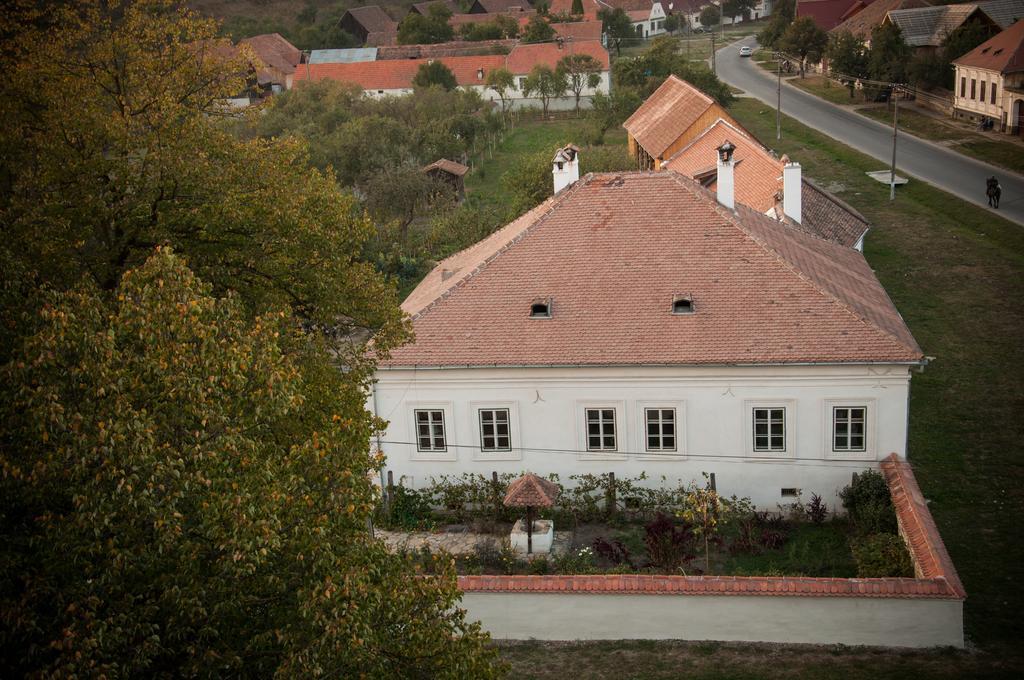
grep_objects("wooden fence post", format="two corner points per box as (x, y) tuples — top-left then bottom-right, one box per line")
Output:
(386, 470), (394, 512)
(606, 472), (616, 519)
(709, 472), (716, 492)
(492, 471), (501, 520)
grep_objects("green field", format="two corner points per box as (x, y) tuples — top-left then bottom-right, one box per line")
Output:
(492, 98), (1024, 677)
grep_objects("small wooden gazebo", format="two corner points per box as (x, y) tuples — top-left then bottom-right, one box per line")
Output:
(422, 158), (469, 202)
(503, 473), (559, 554)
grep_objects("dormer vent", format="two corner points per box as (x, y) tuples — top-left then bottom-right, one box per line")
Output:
(530, 298), (552, 318)
(672, 294), (694, 315)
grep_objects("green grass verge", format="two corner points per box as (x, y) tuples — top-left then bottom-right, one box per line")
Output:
(727, 98), (1024, 654)
(790, 75), (864, 106)
(857, 106), (1024, 176)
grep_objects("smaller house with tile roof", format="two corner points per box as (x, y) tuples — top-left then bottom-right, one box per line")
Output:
(797, 0), (872, 31)
(423, 158), (470, 201)
(372, 146), (923, 508)
(470, 0), (534, 12)
(883, 3), (1000, 52)
(829, 0), (932, 44)
(662, 119), (870, 250)
(953, 18), (1024, 133)
(339, 5), (399, 46)
(623, 75), (742, 170)
(239, 33), (303, 92)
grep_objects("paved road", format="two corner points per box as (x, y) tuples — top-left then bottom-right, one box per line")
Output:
(716, 36), (1024, 227)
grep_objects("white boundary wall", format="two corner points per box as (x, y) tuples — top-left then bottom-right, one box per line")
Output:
(461, 592), (964, 647)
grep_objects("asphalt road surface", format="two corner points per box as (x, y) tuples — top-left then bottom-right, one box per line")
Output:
(716, 36), (1024, 227)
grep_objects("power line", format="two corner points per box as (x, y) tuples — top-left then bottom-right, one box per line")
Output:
(378, 440), (882, 470)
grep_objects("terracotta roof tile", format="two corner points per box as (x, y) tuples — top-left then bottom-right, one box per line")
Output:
(953, 17), (1024, 73)
(504, 473), (561, 507)
(552, 20), (604, 41)
(505, 40), (610, 74)
(423, 158), (470, 176)
(623, 75), (718, 159)
(293, 54), (506, 89)
(797, 0), (870, 31)
(383, 172), (922, 368)
(830, 0), (932, 40)
(473, 0), (533, 11)
(344, 5), (398, 33)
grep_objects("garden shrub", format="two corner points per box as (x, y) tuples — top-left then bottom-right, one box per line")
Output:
(554, 547), (596, 574)
(382, 485), (435, 530)
(644, 513), (697, 570)
(850, 533), (914, 577)
(527, 556), (551, 575)
(839, 469), (898, 534)
(808, 493), (828, 524)
(593, 537), (633, 567)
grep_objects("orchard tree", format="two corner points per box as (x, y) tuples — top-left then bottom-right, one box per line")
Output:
(599, 7), (635, 55)
(664, 13), (682, 35)
(826, 30), (868, 96)
(778, 16), (828, 76)
(758, 0), (794, 47)
(722, 0), (757, 25)
(557, 53), (604, 113)
(485, 66), (518, 113)
(868, 22), (911, 85)
(699, 4), (721, 29)
(522, 64), (569, 116)
(414, 60), (458, 90)
(398, 4), (455, 44)
(521, 14), (556, 43)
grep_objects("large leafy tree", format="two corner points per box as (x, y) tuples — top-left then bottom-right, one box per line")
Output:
(699, 5), (721, 29)
(397, 4), (455, 44)
(0, 1), (503, 676)
(868, 22), (912, 84)
(599, 7), (634, 55)
(826, 29), (868, 96)
(414, 60), (458, 90)
(0, 249), (501, 677)
(521, 14), (556, 43)
(557, 53), (604, 113)
(722, 0), (757, 25)
(778, 16), (828, 77)
(522, 64), (569, 116)
(758, 0), (794, 48)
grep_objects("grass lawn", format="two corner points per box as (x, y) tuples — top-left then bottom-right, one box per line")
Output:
(790, 75), (865, 106)
(857, 105), (1024, 176)
(492, 99), (1024, 677)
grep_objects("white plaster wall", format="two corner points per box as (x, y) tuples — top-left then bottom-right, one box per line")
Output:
(461, 592), (964, 647)
(497, 71), (611, 111)
(954, 66), (1005, 119)
(372, 364), (914, 509)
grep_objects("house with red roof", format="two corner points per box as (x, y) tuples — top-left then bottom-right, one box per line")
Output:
(292, 40), (611, 111)
(953, 18), (1024, 133)
(372, 143), (923, 507)
(797, 0), (873, 31)
(339, 5), (399, 46)
(239, 33), (303, 92)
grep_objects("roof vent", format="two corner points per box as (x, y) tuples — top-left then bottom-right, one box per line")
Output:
(530, 298), (552, 318)
(672, 294), (694, 315)
(993, 48), (1003, 55)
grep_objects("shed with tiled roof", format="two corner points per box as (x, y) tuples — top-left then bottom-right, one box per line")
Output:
(883, 3), (999, 48)
(340, 5), (398, 45)
(623, 75), (742, 170)
(829, 0), (932, 42)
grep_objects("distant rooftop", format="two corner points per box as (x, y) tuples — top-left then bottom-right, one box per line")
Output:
(309, 48), (378, 64)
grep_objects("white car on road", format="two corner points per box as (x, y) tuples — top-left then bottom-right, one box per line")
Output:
(739, 46), (752, 57)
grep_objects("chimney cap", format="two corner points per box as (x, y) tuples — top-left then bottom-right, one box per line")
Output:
(717, 140), (736, 162)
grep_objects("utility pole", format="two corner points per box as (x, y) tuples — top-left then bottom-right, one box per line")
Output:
(890, 83), (900, 201)
(775, 51), (782, 141)
(711, 33), (716, 75)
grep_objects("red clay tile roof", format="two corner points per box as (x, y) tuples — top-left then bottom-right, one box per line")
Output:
(240, 33), (301, 72)
(505, 40), (610, 74)
(412, 0), (460, 15)
(798, 179), (870, 248)
(664, 119), (783, 213)
(552, 20), (605, 41)
(449, 10), (538, 25)
(504, 473), (561, 507)
(953, 17), (1024, 73)
(623, 75), (718, 159)
(345, 5), (398, 33)
(424, 158), (470, 176)
(473, 0), (533, 11)
(797, 0), (869, 30)
(830, 0), (932, 40)
(383, 171), (922, 368)
(881, 454), (967, 599)
(457, 573), (958, 597)
(293, 54), (506, 89)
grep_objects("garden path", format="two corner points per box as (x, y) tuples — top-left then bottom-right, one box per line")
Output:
(377, 528), (574, 557)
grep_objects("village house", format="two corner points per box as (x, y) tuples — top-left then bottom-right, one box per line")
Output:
(338, 5), (399, 46)
(292, 40), (611, 111)
(628, 1), (668, 40)
(469, 0), (534, 13)
(371, 144), (923, 509)
(662, 118), (870, 249)
(410, 0), (461, 15)
(239, 33), (303, 92)
(623, 74), (741, 169)
(796, 0), (870, 31)
(953, 18), (1024, 133)
(829, 0), (932, 46)
(884, 3), (999, 53)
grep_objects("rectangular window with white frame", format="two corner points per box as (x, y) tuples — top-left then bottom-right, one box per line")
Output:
(479, 408), (511, 452)
(414, 409), (446, 452)
(645, 407), (677, 452)
(752, 407), (786, 452)
(832, 406), (866, 452)
(586, 408), (617, 451)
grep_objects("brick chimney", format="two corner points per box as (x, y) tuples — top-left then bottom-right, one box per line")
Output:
(716, 140), (736, 210)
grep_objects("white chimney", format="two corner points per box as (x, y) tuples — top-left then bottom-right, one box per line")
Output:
(783, 160), (802, 224)
(552, 144), (580, 194)
(716, 140), (736, 211)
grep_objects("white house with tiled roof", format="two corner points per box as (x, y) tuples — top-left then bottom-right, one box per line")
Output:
(372, 151), (923, 508)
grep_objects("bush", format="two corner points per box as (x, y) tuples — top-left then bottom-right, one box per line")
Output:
(527, 556), (551, 575)
(382, 485), (435, 530)
(851, 533), (914, 577)
(644, 513), (697, 570)
(554, 547), (596, 574)
(839, 469), (897, 534)
(593, 537), (633, 567)
(808, 493), (828, 524)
